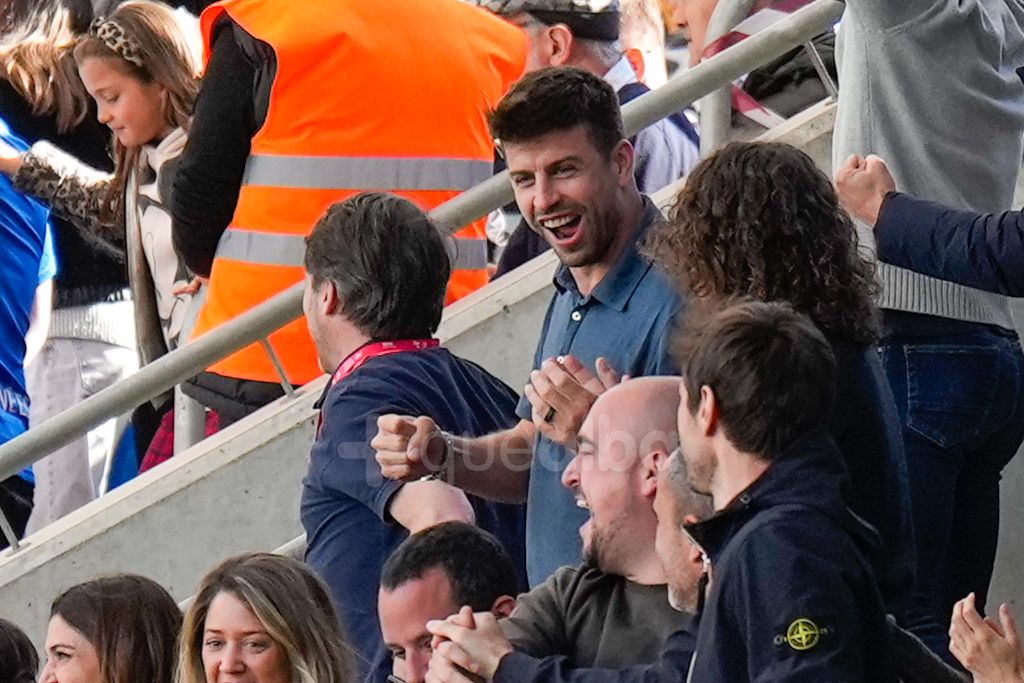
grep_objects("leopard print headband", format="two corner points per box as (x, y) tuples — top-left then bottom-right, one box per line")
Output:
(89, 17), (146, 70)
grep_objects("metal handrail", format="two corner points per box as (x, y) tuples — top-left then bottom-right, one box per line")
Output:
(0, 0), (845, 489)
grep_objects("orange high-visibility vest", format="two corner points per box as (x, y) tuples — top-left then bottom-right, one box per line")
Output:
(193, 0), (526, 385)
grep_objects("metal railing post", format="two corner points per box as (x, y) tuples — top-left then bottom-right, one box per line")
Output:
(803, 40), (838, 99)
(174, 387), (207, 456)
(0, 507), (20, 552)
(0, 0), (845, 486)
(259, 338), (297, 398)
(698, 0), (758, 155)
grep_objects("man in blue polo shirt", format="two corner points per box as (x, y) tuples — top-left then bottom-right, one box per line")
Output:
(374, 67), (682, 586)
(299, 192), (527, 682)
(0, 116), (56, 550)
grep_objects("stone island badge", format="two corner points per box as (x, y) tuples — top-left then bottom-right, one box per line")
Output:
(773, 618), (828, 651)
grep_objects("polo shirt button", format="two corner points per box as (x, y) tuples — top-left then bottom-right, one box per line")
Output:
(571, 310), (583, 322)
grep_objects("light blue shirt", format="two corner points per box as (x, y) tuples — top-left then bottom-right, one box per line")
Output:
(516, 196), (683, 585)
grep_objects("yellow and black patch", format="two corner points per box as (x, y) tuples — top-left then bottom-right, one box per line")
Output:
(773, 618), (831, 652)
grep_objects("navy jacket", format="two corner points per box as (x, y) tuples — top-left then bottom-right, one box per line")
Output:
(495, 431), (898, 683)
(876, 192), (1024, 296)
(828, 339), (914, 621)
(684, 430), (896, 682)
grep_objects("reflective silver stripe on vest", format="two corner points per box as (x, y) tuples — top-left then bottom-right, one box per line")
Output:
(216, 228), (307, 267)
(215, 228), (489, 271)
(241, 155), (494, 191)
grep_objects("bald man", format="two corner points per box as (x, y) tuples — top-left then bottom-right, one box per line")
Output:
(424, 378), (711, 680)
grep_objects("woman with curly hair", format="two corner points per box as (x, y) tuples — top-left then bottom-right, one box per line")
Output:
(647, 140), (915, 620)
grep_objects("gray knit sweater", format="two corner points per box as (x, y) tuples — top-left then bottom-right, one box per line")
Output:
(834, 0), (1024, 329)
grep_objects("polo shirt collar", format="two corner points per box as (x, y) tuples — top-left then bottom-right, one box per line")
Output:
(553, 195), (661, 312)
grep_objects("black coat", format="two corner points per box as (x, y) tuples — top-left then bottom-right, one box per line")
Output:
(684, 430), (897, 682)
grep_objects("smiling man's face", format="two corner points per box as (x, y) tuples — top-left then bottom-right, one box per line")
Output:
(505, 124), (631, 269)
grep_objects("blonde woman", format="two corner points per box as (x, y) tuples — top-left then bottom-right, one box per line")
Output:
(179, 553), (355, 683)
(0, 0), (213, 473)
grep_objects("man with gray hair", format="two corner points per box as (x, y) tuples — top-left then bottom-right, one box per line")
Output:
(477, 0), (700, 275)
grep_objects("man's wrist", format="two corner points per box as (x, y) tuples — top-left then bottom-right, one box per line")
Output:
(484, 644), (515, 679)
(419, 430), (455, 481)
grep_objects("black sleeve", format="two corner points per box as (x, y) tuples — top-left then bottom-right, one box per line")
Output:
(875, 192), (1024, 297)
(171, 20), (258, 277)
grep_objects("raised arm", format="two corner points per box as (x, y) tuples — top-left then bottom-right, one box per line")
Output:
(836, 152), (1024, 297)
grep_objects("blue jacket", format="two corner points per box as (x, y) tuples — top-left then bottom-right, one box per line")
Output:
(495, 431), (898, 683)
(876, 192), (1024, 297)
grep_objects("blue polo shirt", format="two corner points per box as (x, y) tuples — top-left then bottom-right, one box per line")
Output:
(517, 197), (683, 586)
(0, 117), (56, 485)
(301, 346), (527, 681)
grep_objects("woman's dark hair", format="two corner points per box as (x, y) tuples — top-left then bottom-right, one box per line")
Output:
(0, 618), (38, 683)
(51, 574), (182, 683)
(304, 192), (451, 340)
(646, 141), (880, 346)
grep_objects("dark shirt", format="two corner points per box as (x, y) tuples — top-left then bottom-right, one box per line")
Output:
(171, 19), (268, 277)
(300, 346), (527, 681)
(516, 197), (683, 585)
(0, 79), (123, 308)
(501, 565), (685, 668)
(876, 191), (1024, 297)
(828, 338), (915, 620)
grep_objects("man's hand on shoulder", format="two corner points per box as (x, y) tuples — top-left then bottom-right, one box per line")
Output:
(835, 154), (896, 227)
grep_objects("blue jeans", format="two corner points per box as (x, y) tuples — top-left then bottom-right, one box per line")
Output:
(881, 325), (1024, 664)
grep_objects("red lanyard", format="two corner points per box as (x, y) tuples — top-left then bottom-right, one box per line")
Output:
(330, 339), (440, 388)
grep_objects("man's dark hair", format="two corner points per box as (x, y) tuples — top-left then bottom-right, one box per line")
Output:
(0, 618), (37, 683)
(489, 66), (626, 159)
(674, 300), (837, 461)
(646, 141), (880, 347)
(380, 522), (519, 611)
(304, 192), (451, 340)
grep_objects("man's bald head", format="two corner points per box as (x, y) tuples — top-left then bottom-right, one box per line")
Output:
(582, 376), (682, 463)
(565, 377), (682, 581)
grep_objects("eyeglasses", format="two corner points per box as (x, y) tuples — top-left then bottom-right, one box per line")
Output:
(387, 676), (405, 683)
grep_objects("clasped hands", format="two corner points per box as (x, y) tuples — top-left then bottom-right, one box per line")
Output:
(423, 606), (512, 683)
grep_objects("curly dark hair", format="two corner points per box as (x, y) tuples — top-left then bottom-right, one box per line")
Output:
(645, 141), (880, 346)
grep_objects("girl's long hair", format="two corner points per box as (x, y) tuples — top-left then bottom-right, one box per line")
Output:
(72, 0), (200, 224)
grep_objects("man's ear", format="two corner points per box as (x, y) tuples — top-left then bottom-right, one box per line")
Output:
(640, 447), (670, 498)
(317, 278), (341, 316)
(697, 385), (719, 437)
(612, 139), (636, 185)
(547, 23), (574, 65)
(491, 595), (517, 619)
